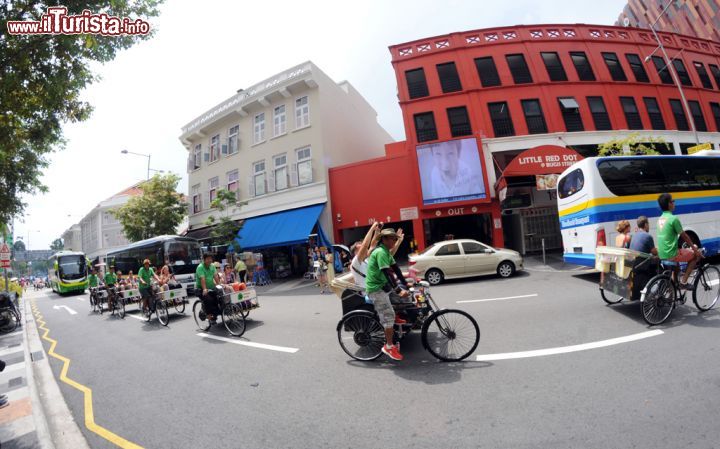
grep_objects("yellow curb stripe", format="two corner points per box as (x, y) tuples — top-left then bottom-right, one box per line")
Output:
(31, 302), (144, 449)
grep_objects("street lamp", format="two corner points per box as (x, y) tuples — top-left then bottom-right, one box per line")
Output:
(121, 149), (152, 180)
(643, 1), (700, 145)
(25, 230), (39, 251)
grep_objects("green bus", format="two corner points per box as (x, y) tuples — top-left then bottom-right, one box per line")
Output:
(48, 251), (89, 294)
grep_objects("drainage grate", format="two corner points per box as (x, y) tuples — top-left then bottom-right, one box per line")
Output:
(30, 351), (44, 362)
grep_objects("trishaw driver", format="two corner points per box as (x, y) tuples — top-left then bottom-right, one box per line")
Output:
(138, 259), (159, 312)
(196, 254), (222, 322)
(88, 270), (99, 289)
(656, 193), (702, 289)
(104, 266), (118, 308)
(365, 228), (409, 361)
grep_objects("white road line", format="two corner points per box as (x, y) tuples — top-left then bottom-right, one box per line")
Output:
(126, 314), (149, 321)
(76, 297), (86, 301)
(196, 333), (299, 353)
(708, 279), (719, 287)
(457, 294), (538, 304)
(475, 330), (664, 362)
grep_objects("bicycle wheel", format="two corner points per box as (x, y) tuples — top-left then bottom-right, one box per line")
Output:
(337, 312), (384, 361)
(642, 276), (676, 325)
(600, 288), (624, 305)
(222, 303), (246, 337)
(174, 299), (185, 314)
(421, 309), (480, 361)
(117, 298), (126, 319)
(693, 265), (720, 312)
(192, 300), (211, 331)
(0, 309), (17, 333)
(156, 300), (169, 326)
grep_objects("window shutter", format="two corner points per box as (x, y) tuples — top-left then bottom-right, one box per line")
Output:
(248, 177), (255, 197)
(203, 152), (210, 162)
(222, 143), (228, 155)
(267, 170), (276, 192)
(290, 163), (299, 187)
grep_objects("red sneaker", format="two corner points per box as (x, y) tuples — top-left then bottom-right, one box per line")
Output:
(394, 316), (407, 324)
(381, 344), (403, 361)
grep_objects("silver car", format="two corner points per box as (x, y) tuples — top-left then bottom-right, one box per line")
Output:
(408, 239), (524, 285)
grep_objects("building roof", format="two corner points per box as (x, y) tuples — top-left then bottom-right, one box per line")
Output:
(110, 182), (144, 199)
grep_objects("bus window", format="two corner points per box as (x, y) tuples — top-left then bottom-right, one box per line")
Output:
(663, 158), (720, 192)
(598, 159), (665, 196)
(558, 169), (584, 199)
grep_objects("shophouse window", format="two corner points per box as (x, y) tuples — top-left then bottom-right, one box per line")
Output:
(506, 54), (533, 84)
(652, 56), (674, 84)
(192, 144), (201, 170)
(709, 64), (720, 89)
(670, 99), (690, 131)
(688, 100), (707, 131)
(253, 113), (265, 144)
(602, 52), (627, 81)
(226, 170), (239, 193)
(191, 184), (201, 214)
(558, 97), (584, 132)
(208, 177), (219, 205)
(673, 59), (693, 86)
(625, 54), (649, 82)
(447, 107), (472, 137)
(620, 97), (643, 129)
(521, 99), (547, 134)
(228, 125), (239, 155)
(474, 57), (501, 87)
(273, 105), (286, 136)
(587, 97), (611, 130)
(405, 68), (429, 99)
(296, 147), (313, 185)
(253, 161), (266, 196)
(295, 96), (310, 128)
(209, 134), (220, 162)
(541, 52), (567, 81)
(274, 154), (288, 191)
(436, 62), (462, 93)
(488, 102), (515, 137)
(414, 112), (438, 142)
(710, 102), (720, 131)
(643, 97), (666, 130)
(570, 52), (596, 81)
(693, 62), (714, 89)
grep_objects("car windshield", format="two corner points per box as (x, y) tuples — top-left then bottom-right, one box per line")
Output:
(58, 255), (85, 280)
(165, 240), (202, 275)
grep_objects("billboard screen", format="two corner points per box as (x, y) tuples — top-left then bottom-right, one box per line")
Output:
(416, 138), (487, 205)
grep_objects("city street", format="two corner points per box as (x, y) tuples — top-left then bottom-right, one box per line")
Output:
(29, 266), (720, 449)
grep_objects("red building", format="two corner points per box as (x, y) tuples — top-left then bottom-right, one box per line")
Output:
(330, 23), (720, 256)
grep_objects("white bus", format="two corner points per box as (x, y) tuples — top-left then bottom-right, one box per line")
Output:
(557, 155), (720, 267)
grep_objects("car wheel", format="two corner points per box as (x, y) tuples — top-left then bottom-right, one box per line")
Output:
(497, 261), (515, 278)
(425, 268), (444, 285)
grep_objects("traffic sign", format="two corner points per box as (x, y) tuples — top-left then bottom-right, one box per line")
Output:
(0, 243), (10, 260)
(0, 261), (9, 269)
(687, 143), (712, 154)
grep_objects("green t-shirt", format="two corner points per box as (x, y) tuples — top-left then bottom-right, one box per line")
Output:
(88, 274), (98, 287)
(137, 266), (155, 290)
(104, 272), (117, 286)
(657, 211), (683, 259)
(195, 263), (217, 290)
(365, 244), (394, 294)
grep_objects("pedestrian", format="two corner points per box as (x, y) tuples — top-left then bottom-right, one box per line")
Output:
(234, 257), (247, 284)
(317, 248), (329, 294)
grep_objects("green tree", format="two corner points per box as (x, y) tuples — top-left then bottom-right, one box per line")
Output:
(206, 189), (244, 253)
(0, 1), (163, 224)
(50, 238), (64, 251)
(13, 240), (25, 252)
(597, 133), (667, 156)
(113, 174), (187, 242)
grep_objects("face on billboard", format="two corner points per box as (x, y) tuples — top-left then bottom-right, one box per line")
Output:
(416, 138), (487, 205)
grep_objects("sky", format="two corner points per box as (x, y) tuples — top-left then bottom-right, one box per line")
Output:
(12, 0), (626, 250)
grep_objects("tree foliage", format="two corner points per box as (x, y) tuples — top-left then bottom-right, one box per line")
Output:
(50, 238), (63, 251)
(597, 133), (667, 156)
(205, 189), (244, 253)
(113, 174), (186, 242)
(13, 240), (25, 252)
(0, 0), (163, 224)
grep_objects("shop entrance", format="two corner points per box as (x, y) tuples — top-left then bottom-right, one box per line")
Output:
(424, 214), (493, 247)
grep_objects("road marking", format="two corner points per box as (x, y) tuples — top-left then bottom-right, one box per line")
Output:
(126, 314), (147, 321)
(457, 294), (538, 304)
(52, 305), (77, 315)
(475, 330), (664, 362)
(31, 302), (145, 449)
(708, 279), (719, 287)
(196, 333), (299, 353)
(76, 297), (86, 302)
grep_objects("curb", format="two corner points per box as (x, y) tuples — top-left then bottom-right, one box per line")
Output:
(23, 291), (91, 449)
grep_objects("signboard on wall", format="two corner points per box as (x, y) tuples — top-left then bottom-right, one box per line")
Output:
(536, 174), (559, 191)
(416, 138), (487, 205)
(399, 207), (419, 221)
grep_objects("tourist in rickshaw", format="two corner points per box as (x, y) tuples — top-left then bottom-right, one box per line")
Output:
(615, 220), (632, 248)
(138, 259), (160, 312)
(196, 254), (223, 322)
(656, 193), (702, 289)
(629, 216), (657, 256)
(126, 270), (138, 289)
(157, 265), (177, 291)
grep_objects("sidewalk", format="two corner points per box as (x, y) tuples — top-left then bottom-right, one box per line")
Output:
(523, 252), (595, 273)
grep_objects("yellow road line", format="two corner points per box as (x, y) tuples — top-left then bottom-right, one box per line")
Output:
(30, 301), (144, 449)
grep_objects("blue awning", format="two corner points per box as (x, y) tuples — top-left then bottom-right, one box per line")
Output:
(235, 204), (325, 251)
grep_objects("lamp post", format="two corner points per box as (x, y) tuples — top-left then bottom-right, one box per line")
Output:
(643, 0), (700, 145)
(26, 230), (39, 252)
(121, 149), (152, 180)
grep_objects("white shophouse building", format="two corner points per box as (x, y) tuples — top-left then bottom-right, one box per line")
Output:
(60, 224), (82, 252)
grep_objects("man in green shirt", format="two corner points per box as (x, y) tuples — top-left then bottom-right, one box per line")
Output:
(138, 259), (159, 313)
(656, 193), (701, 288)
(103, 266), (118, 310)
(88, 270), (99, 288)
(366, 228), (409, 361)
(196, 253), (221, 321)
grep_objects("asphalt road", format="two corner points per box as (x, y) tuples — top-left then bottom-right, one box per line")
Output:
(31, 267), (720, 449)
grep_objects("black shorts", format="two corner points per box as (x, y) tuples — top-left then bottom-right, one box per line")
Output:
(140, 288), (152, 299)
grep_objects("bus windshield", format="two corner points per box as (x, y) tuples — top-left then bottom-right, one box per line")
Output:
(165, 240), (202, 275)
(58, 255), (86, 280)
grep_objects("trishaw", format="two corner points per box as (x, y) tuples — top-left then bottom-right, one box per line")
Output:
(192, 284), (260, 337)
(331, 272), (480, 361)
(597, 246), (720, 325)
(93, 285), (126, 317)
(142, 284), (189, 326)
